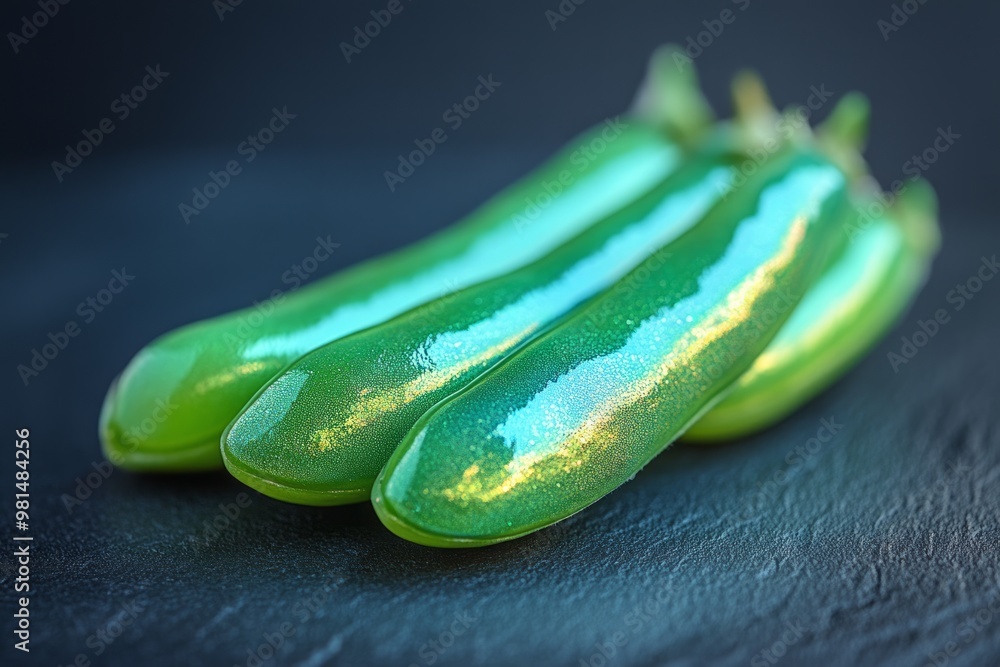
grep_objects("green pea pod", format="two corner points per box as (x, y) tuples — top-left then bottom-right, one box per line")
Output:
(100, 48), (710, 471)
(372, 148), (849, 547)
(222, 151), (737, 504)
(685, 179), (939, 440)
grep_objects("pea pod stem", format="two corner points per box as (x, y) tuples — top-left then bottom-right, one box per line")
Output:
(632, 45), (714, 145)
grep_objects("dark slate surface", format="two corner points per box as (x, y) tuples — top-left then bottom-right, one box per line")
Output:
(1, 150), (998, 667)
(1, 1), (998, 662)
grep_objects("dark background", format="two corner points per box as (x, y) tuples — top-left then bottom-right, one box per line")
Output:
(1, 1), (998, 666)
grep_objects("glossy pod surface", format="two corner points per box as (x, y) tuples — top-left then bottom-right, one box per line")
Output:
(686, 180), (939, 440)
(372, 150), (849, 547)
(100, 121), (682, 471)
(222, 153), (736, 504)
